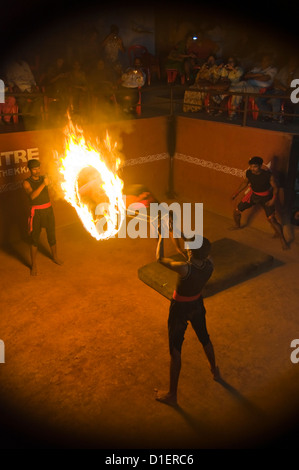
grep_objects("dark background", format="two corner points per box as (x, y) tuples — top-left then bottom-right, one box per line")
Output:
(0, 0), (298, 450)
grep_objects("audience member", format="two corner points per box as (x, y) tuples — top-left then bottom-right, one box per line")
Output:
(228, 54), (277, 120)
(205, 23), (226, 58)
(88, 58), (116, 109)
(164, 32), (197, 83)
(211, 56), (244, 115)
(116, 57), (146, 113)
(183, 54), (220, 113)
(69, 60), (88, 116)
(80, 28), (101, 74)
(187, 30), (219, 67)
(40, 57), (70, 119)
(5, 58), (42, 124)
(101, 24), (125, 81)
(5, 58), (38, 93)
(257, 56), (299, 122)
(0, 82), (18, 124)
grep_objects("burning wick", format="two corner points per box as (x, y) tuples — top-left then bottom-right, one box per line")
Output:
(58, 119), (126, 240)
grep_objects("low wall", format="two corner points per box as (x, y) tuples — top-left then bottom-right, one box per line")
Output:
(0, 115), (295, 244)
(174, 117), (294, 232)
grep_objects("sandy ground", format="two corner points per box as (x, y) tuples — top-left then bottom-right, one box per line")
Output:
(0, 205), (298, 449)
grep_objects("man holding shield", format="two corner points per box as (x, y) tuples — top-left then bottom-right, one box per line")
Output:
(155, 223), (220, 406)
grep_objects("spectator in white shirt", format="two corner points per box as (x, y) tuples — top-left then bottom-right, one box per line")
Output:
(6, 59), (37, 92)
(5, 59), (42, 125)
(228, 54), (277, 119)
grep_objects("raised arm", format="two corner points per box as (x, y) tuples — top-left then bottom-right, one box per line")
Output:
(156, 231), (188, 276)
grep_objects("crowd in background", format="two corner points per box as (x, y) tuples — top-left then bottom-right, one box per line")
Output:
(0, 19), (298, 128)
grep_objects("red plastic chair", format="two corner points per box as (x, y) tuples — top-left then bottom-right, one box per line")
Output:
(136, 87), (142, 115)
(0, 89), (18, 123)
(249, 87), (267, 120)
(227, 87), (267, 120)
(166, 69), (178, 84)
(166, 69), (186, 85)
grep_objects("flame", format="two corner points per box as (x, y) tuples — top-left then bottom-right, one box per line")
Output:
(58, 120), (126, 240)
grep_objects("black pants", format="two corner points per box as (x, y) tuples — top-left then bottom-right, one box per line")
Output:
(31, 206), (56, 247)
(168, 297), (210, 354)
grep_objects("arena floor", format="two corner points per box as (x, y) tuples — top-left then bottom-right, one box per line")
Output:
(0, 206), (298, 449)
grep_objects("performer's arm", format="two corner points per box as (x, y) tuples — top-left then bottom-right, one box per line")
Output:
(23, 176), (49, 200)
(266, 175), (278, 206)
(232, 178), (250, 200)
(169, 231), (188, 260)
(156, 231), (188, 276)
(168, 213), (188, 259)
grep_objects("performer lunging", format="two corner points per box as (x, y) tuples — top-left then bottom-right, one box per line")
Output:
(23, 159), (62, 275)
(155, 228), (220, 406)
(231, 156), (289, 250)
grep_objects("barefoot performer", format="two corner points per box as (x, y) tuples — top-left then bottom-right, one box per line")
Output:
(23, 158), (63, 275)
(231, 156), (289, 250)
(155, 227), (220, 406)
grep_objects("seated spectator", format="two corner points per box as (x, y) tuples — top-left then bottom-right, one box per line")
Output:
(5, 58), (42, 124)
(227, 53), (277, 120)
(183, 54), (221, 113)
(187, 30), (219, 67)
(69, 60), (88, 116)
(5, 58), (37, 93)
(257, 56), (299, 122)
(0, 82), (18, 124)
(116, 57), (146, 113)
(81, 28), (101, 74)
(211, 56), (244, 115)
(164, 32), (197, 83)
(101, 24), (126, 81)
(205, 23), (227, 59)
(88, 58), (116, 108)
(40, 57), (70, 119)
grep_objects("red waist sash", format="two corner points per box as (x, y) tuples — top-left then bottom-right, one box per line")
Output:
(242, 188), (271, 203)
(172, 290), (202, 302)
(28, 202), (51, 233)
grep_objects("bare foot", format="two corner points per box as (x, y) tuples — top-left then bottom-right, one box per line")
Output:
(228, 225), (243, 231)
(211, 366), (221, 381)
(30, 265), (37, 276)
(281, 241), (290, 250)
(52, 257), (64, 265)
(154, 389), (177, 406)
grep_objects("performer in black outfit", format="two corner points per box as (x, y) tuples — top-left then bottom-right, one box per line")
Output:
(23, 159), (62, 275)
(155, 229), (220, 406)
(231, 156), (289, 250)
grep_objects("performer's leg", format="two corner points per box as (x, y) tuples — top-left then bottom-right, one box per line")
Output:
(233, 208), (241, 228)
(46, 210), (63, 264)
(155, 301), (186, 405)
(229, 208), (242, 230)
(155, 347), (181, 406)
(30, 215), (41, 276)
(191, 300), (220, 381)
(30, 244), (38, 276)
(49, 244), (63, 265)
(230, 197), (253, 230)
(268, 214), (289, 250)
(203, 341), (220, 380)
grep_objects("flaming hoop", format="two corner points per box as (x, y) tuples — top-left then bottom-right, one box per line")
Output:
(58, 120), (126, 240)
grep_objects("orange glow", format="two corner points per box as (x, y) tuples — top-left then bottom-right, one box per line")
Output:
(58, 119), (125, 240)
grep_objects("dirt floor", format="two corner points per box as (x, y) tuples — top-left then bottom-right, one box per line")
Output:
(0, 205), (299, 449)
